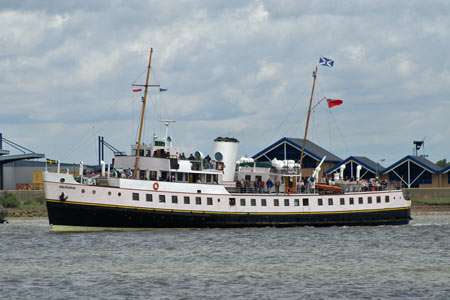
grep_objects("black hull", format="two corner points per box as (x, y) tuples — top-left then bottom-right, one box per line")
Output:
(46, 200), (411, 229)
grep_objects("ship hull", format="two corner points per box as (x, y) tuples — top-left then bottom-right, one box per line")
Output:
(46, 199), (411, 231)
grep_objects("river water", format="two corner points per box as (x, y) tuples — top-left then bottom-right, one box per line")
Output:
(1, 215), (449, 300)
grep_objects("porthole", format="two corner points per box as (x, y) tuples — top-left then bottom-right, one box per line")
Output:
(60, 178), (65, 183)
(108, 191), (111, 196)
(118, 192), (122, 197)
(92, 190), (96, 194)
(81, 189), (85, 193)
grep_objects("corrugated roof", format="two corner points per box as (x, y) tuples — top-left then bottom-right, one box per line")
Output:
(441, 165), (450, 174)
(325, 156), (384, 175)
(382, 155), (443, 174)
(252, 137), (341, 162)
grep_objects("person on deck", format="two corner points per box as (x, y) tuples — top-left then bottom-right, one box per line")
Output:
(275, 178), (280, 194)
(266, 178), (274, 193)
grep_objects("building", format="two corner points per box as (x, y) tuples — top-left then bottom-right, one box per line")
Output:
(325, 156), (384, 180)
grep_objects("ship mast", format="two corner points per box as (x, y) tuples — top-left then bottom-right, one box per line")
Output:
(299, 66), (318, 173)
(133, 48), (153, 178)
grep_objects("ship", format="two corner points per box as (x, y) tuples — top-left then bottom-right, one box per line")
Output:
(44, 49), (411, 232)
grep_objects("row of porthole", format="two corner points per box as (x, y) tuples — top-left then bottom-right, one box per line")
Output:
(81, 189), (122, 197)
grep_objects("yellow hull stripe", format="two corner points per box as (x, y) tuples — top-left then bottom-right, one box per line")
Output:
(46, 199), (410, 215)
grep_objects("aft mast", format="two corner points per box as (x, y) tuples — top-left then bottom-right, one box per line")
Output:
(133, 48), (153, 178)
(299, 67), (318, 172)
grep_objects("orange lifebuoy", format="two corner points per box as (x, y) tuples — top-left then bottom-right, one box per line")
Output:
(153, 182), (159, 190)
(286, 187), (292, 195)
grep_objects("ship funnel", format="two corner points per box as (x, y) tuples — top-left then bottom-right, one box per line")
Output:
(79, 161), (84, 176)
(212, 137), (239, 183)
(194, 151), (204, 159)
(101, 160), (105, 176)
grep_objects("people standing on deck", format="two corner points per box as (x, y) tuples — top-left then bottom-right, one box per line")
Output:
(266, 178), (273, 193)
(259, 180), (265, 193)
(275, 178), (280, 194)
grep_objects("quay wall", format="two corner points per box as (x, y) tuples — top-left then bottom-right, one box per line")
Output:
(403, 188), (450, 200)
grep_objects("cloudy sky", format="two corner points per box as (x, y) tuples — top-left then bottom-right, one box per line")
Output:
(1, 0), (449, 167)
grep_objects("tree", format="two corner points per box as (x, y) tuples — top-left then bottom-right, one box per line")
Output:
(0, 192), (20, 208)
(436, 159), (450, 168)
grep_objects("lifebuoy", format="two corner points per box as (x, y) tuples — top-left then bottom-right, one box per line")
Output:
(153, 182), (159, 190)
(286, 187), (292, 195)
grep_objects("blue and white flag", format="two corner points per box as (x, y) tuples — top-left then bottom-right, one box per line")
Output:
(159, 88), (167, 92)
(319, 57), (334, 67)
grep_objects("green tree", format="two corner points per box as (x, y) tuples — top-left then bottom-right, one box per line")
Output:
(436, 159), (450, 168)
(1, 192), (20, 208)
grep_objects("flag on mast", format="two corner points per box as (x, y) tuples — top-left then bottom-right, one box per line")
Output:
(327, 99), (343, 108)
(133, 88), (142, 92)
(319, 57), (334, 67)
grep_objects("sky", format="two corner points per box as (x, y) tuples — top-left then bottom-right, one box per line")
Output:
(1, 0), (449, 167)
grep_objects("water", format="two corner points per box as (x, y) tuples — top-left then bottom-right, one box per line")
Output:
(1, 216), (449, 300)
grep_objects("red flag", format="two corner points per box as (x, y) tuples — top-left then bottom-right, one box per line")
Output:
(327, 99), (343, 108)
(133, 88), (142, 92)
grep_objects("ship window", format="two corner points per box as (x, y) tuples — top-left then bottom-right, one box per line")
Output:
(207, 197), (213, 205)
(108, 191), (111, 196)
(172, 195), (178, 204)
(340, 198), (345, 205)
(146, 194), (153, 202)
(132, 192), (139, 201)
(159, 195), (166, 203)
(294, 199), (300, 206)
(368, 197), (372, 204)
(81, 189), (85, 193)
(184, 196), (190, 204)
(274, 199), (279, 206)
(303, 198), (309, 206)
(358, 197), (363, 204)
(251, 199), (256, 206)
(177, 173), (184, 181)
(385, 195), (390, 203)
(118, 192), (122, 197)
(261, 199), (267, 206)
(349, 197), (354, 205)
(240, 198), (246, 206)
(376, 196), (381, 203)
(206, 174), (212, 182)
(92, 190), (96, 194)
(284, 199), (289, 206)
(229, 198), (236, 206)
(328, 198), (333, 205)
(317, 198), (323, 206)
(196, 197), (201, 205)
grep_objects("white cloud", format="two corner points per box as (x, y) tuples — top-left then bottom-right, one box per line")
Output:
(1, 0), (450, 166)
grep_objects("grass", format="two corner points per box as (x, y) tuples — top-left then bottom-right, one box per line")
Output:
(412, 198), (450, 205)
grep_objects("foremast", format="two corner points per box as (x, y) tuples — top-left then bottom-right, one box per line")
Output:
(133, 48), (153, 178)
